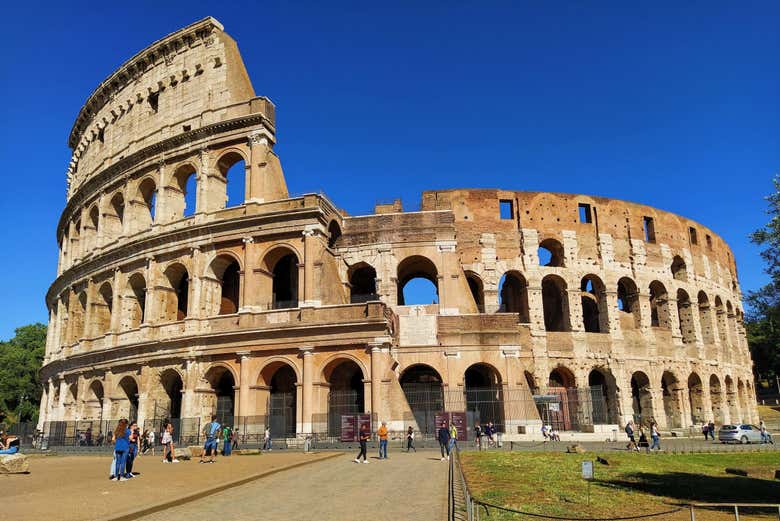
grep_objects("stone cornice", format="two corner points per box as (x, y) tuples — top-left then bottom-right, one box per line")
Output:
(68, 17), (223, 149)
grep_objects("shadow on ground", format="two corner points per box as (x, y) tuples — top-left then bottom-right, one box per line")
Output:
(599, 471), (780, 503)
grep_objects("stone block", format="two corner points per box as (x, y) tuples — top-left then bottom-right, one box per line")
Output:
(566, 444), (586, 454)
(236, 448), (261, 455)
(174, 446), (192, 460)
(0, 453), (30, 474)
(188, 445), (204, 458)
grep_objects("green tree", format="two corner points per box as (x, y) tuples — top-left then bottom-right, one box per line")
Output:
(747, 175), (780, 381)
(0, 323), (47, 424)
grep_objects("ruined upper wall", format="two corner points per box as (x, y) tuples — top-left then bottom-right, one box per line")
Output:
(65, 17), (261, 199)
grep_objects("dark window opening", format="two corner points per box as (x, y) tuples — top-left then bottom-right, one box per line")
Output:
(182, 125), (191, 132)
(689, 227), (698, 245)
(578, 203), (592, 223)
(706, 234), (712, 250)
(671, 255), (687, 282)
(499, 200), (513, 220)
(542, 275), (570, 332)
(643, 216), (656, 243)
(272, 254), (299, 309)
(466, 273), (485, 313)
(176, 274), (189, 320)
(349, 264), (378, 303)
(97, 127), (105, 143)
(219, 262), (240, 315)
(328, 221), (342, 249)
(498, 272), (530, 322)
(538, 238), (565, 267)
(148, 91), (159, 113)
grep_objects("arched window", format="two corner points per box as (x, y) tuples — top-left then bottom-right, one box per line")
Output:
(325, 359), (365, 436)
(697, 291), (714, 343)
(677, 289), (696, 343)
(464, 363), (504, 432)
(204, 366), (236, 423)
(172, 165), (198, 218)
(542, 275), (570, 331)
(400, 364), (444, 436)
(88, 205), (99, 249)
(71, 291), (87, 342)
(538, 238), (565, 267)
(588, 368), (618, 424)
(266, 250), (299, 309)
(123, 273), (146, 329)
(671, 255), (687, 282)
(160, 369), (183, 419)
(206, 255), (241, 315)
(466, 271), (485, 313)
(498, 271), (529, 321)
(105, 192), (125, 238)
(138, 178), (157, 227)
(96, 282), (113, 335)
(349, 263), (377, 303)
(714, 296), (727, 344)
(688, 372), (704, 424)
(397, 256), (438, 305)
(630, 371), (654, 423)
(162, 264), (189, 321)
(617, 277), (641, 329)
(327, 221), (342, 249)
(649, 281), (670, 328)
(218, 151), (246, 208)
(580, 275), (608, 333)
(661, 371), (682, 429)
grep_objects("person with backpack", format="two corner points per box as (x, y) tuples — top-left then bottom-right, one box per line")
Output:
(625, 420), (639, 451)
(354, 423), (370, 464)
(222, 425), (232, 456)
(200, 414), (221, 464)
(438, 421), (451, 461)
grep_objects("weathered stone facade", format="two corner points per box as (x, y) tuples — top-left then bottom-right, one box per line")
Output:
(39, 18), (757, 438)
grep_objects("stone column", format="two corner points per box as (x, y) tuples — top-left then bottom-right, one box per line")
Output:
(370, 344), (382, 418)
(300, 347), (314, 434)
(241, 237), (254, 310)
(144, 257), (157, 324)
(238, 351), (251, 418)
(302, 226), (317, 306)
(181, 358), (199, 420)
(101, 372), (114, 422)
(110, 268), (122, 334)
(58, 376), (68, 421)
(189, 247), (203, 321)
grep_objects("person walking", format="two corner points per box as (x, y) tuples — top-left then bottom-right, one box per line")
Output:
(354, 423), (370, 464)
(263, 427), (272, 451)
(161, 422), (179, 463)
(474, 422), (482, 450)
(377, 421), (389, 459)
(438, 421), (451, 461)
(200, 414), (221, 464)
(625, 420), (639, 451)
(708, 421), (716, 442)
(147, 429), (155, 456)
(112, 419), (130, 482)
(449, 422), (458, 453)
(701, 422), (709, 441)
(650, 422), (661, 451)
(231, 428), (240, 451)
(222, 425), (232, 456)
(406, 426), (416, 452)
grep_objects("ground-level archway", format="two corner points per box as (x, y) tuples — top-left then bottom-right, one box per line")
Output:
(464, 364), (504, 432)
(546, 366), (580, 431)
(709, 374), (725, 425)
(324, 359), (365, 436)
(661, 371), (683, 429)
(264, 363), (298, 437)
(688, 372), (705, 425)
(588, 368), (619, 424)
(400, 364), (444, 436)
(204, 366), (236, 425)
(630, 371), (655, 425)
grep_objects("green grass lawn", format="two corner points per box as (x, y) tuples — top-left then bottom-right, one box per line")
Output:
(460, 451), (780, 519)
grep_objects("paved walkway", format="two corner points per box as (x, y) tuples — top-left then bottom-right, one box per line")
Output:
(139, 450), (449, 521)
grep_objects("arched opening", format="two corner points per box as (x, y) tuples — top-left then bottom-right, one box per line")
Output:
(64, 382), (79, 419)
(138, 178), (157, 226)
(160, 369), (183, 419)
(661, 371), (682, 429)
(714, 297), (728, 344)
(649, 281), (670, 329)
(542, 275), (570, 332)
(709, 374), (725, 425)
(538, 238), (565, 267)
(697, 291), (714, 343)
(349, 263), (377, 303)
(546, 366), (579, 431)
(677, 289), (696, 344)
(325, 359), (365, 436)
(117, 376), (139, 421)
(725, 376), (738, 423)
(218, 151), (246, 208)
(269, 251), (299, 309)
(109, 192), (125, 234)
(737, 379), (747, 423)
(84, 380), (104, 421)
(261, 363), (298, 437)
(123, 273), (146, 329)
(205, 366), (236, 425)
(88, 205), (99, 249)
(464, 364), (504, 432)
(205, 255), (241, 316)
(498, 271), (530, 322)
(162, 263), (189, 321)
(630, 371), (654, 424)
(726, 301), (737, 346)
(671, 255), (687, 282)
(96, 282), (113, 335)
(172, 165), (198, 218)
(588, 368), (618, 424)
(327, 221), (342, 249)
(400, 364), (444, 436)
(688, 373), (704, 425)
(617, 277), (641, 329)
(581, 275), (608, 333)
(465, 271), (485, 313)
(71, 291), (87, 342)
(397, 255), (439, 305)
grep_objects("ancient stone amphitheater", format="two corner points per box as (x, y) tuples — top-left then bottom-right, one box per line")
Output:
(38, 17), (757, 441)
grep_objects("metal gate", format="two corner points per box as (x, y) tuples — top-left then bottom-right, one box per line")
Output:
(268, 392), (296, 436)
(328, 390), (363, 436)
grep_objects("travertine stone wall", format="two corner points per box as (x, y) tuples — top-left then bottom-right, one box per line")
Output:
(39, 18), (757, 437)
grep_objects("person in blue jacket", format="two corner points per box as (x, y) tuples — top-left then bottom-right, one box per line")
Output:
(112, 419), (130, 482)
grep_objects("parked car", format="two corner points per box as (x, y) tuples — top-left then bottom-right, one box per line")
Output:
(718, 424), (763, 444)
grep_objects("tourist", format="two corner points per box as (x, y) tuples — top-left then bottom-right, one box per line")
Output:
(0, 431), (20, 455)
(759, 421), (774, 444)
(625, 420), (638, 451)
(438, 421), (451, 461)
(650, 422), (661, 451)
(112, 419), (130, 481)
(474, 422), (482, 450)
(141, 429), (150, 454)
(449, 422), (458, 452)
(200, 414), (221, 463)
(377, 421), (389, 459)
(263, 427), (272, 451)
(161, 422), (179, 463)
(701, 422), (709, 441)
(231, 428), (240, 451)
(638, 427), (649, 452)
(145, 429), (155, 456)
(485, 422), (495, 448)
(541, 424), (550, 441)
(708, 420), (715, 441)
(125, 421), (140, 478)
(550, 427), (561, 442)
(96, 431), (104, 446)
(222, 425), (233, 456)
(354, 423), (370, 464)
(406, 426), (416, 452)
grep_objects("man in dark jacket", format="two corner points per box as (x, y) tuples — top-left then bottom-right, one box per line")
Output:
(438, 421), (451, 461)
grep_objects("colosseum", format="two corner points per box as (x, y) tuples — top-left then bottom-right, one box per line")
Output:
(38, 17), (758, 443)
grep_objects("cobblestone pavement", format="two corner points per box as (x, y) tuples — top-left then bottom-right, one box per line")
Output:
(139, 450), (449, 521)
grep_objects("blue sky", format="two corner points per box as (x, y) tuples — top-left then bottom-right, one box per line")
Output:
(0, 2), (777, 339)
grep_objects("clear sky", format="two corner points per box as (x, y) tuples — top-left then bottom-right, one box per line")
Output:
(0, 1), (777, 340)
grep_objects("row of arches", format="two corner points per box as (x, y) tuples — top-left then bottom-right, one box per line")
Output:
(60, 151), (247, 272)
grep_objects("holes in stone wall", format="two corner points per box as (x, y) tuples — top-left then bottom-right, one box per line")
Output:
(349, 263), (377, 303)
(671, 255), (687, 282)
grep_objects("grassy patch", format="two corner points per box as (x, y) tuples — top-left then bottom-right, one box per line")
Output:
(460, 451), (780, 519)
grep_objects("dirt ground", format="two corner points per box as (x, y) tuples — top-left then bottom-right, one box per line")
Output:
(4, 451), (338, 521)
